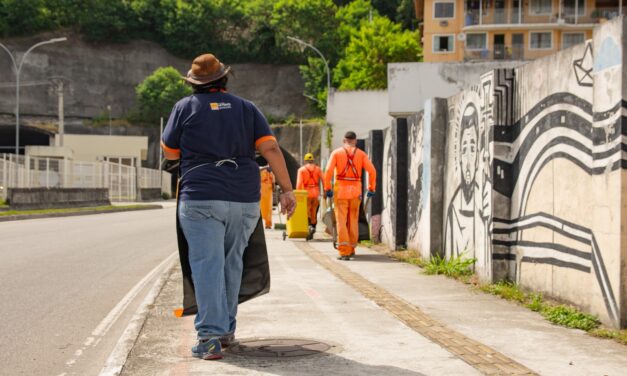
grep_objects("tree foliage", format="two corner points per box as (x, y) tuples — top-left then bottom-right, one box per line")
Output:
(135, 67), (192, 124)
(0, 0), (423, 116)
(334, 15), (422, 90)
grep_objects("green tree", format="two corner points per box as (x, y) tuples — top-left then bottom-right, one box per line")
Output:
(271, 0), (340, 63)
(135, 66), (192, 124)
(334, 15), (422, 90)
(396, 0), (418, 30)
(0, 0), (53, 37)
(335, 0), (377, 46)
(77, 0), (137, 42)
(299, 57), (329, 113)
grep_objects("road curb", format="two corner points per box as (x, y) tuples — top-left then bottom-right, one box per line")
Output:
(99, 253), (178, 376)
(0, 205), (164, 222)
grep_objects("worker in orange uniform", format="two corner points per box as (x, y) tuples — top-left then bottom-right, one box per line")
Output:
(260, 165), (275, 229)
(324, 131), (376, 260)
(296, 153), (322, 238)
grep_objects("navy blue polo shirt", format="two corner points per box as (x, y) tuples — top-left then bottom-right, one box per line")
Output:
(161, 92), (275, 202)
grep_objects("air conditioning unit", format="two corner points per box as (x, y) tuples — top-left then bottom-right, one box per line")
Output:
(457, 33), (466, 42)
(439, 20), (449, 27)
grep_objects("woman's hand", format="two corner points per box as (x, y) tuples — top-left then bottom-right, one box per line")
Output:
(279, 191), (296, 219)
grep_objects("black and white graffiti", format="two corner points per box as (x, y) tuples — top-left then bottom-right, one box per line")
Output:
(407, 112), (425, 251)
(489, 39), (623, 325)
(444, 73), (493, 277)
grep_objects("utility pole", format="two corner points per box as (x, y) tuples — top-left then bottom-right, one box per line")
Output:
(299, 119), (303, 163)
(57, 80), (64, 147)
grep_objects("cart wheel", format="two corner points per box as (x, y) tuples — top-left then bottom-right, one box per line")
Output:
(282, 231), (287, 241)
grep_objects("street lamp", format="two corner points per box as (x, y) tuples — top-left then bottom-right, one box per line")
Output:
(107, 105), (112, 135)
(0, 37), (67, 156)
(287, 36), (331, 94)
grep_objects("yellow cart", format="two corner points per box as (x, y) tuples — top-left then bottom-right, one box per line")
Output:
(282, 190), (310, 240)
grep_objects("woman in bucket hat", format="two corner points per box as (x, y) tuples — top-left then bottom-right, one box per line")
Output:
(161, 53), (296, 360)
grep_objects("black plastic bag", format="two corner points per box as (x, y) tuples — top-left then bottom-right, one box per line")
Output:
(176, 207), (271, 316)
(358, 200), (370, 242)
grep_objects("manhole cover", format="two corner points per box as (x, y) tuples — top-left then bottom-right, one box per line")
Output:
(228, 338), (332, 358)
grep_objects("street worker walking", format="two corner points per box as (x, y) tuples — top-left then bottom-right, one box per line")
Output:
(259, 165), (275, 229)
(296, 153), (322, 236)
(324, 131), (376, 260)
(161, 53), (296, 361)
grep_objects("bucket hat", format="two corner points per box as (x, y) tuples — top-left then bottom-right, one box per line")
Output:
(183, 53), (231, 85)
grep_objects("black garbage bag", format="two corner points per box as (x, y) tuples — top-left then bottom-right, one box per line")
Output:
(176, 200), (271, 316)
(358, 200), (370, 242)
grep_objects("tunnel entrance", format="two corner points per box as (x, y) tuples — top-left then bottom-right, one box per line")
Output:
(0, 125), (53, 155)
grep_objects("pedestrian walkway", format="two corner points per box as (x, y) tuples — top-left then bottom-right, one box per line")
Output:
(120, 226), (627, 375)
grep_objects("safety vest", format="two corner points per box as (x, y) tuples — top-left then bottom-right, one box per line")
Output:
(303, 165), (320, 188)
(336, 147), (360, 182)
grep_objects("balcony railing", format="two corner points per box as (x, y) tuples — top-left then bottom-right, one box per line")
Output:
(464, 5), (626, 27)
(464, 47), (525, 61)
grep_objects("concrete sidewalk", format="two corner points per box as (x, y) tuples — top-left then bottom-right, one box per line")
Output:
(120, 228), (627, 375)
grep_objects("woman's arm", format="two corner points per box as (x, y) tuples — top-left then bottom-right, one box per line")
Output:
(258, 139), (296, 217)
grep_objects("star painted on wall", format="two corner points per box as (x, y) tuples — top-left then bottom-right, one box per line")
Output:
(573, 43), (593, 87)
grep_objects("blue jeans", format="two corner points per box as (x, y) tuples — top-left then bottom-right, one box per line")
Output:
(178, 200), (260, 339)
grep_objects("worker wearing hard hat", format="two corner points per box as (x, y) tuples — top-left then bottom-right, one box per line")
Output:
(260, 166), (275, 229)
(324, 131), (376, 260)
(296, 153), (322, 236)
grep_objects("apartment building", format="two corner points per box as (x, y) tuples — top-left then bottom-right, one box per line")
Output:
(415, 0), (624, 62)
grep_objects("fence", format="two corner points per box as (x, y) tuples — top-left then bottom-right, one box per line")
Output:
(0, 153), (170, 202)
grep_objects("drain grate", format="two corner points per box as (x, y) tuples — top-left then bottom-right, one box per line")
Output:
(228, 338), (332, 358)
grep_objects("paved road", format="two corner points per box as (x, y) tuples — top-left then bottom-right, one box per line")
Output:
(0, 207), (177, 376)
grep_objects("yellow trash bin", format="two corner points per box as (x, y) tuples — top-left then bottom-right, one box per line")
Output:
(285, 190), (309, 239)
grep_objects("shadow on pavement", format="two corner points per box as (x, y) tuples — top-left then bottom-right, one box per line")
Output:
(349, 254), (397, 263)
(220, 352), (427, 376)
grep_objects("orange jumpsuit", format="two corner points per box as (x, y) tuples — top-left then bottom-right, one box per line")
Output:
(260, 169), (274, 229)
(324, 146), (376, 257)
(296, 163), (322, 226)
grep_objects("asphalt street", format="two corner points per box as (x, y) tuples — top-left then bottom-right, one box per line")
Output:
(0, 207), (177, 376)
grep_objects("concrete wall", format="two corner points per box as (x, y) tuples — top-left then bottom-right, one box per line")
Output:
(54, 134), (148, 163)
(8, 188), (110, 209)
(406, 99), (448, 259)
(388, 61), (524, 115)
(323, 90), (392, 164)
(0, 33), (309, 121)
(364, 17), (627, 328)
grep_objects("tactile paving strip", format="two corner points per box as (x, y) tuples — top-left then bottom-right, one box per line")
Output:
(296, 242), (538, 376)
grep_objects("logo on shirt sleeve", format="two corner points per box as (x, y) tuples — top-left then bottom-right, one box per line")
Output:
(210, 102), (232, 111)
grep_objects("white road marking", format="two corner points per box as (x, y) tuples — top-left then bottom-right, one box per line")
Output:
(99, 254), (177, 376)
(61, 252), (177, 372)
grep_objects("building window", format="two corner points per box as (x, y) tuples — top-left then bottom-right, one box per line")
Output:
(530, 32), (553, 49)
(434, 1), (455, 18)
(433, 35), (455, 53)
(562, 33), (585, 49)
(529, 0), (552, 15)
(563, 0), (585, 17)
(466, 33), (487, 50)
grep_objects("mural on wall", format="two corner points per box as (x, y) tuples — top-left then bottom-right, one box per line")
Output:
(407, 112), (425, 251)
(380, 127), (395, 248)
(444, 74), (494, 277)
(489, 39), (622, 325)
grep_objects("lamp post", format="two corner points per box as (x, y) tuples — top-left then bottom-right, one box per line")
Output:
(107, 105), (112, 135)
(0, 37), (67, 157)
(287, 36), (330, 94)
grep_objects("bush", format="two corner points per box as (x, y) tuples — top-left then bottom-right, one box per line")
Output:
(541, 305), (600, 331)
(135, 66), (192, 124)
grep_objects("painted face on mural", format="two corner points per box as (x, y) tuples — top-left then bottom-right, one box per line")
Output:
(460, 104), (478, 190)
